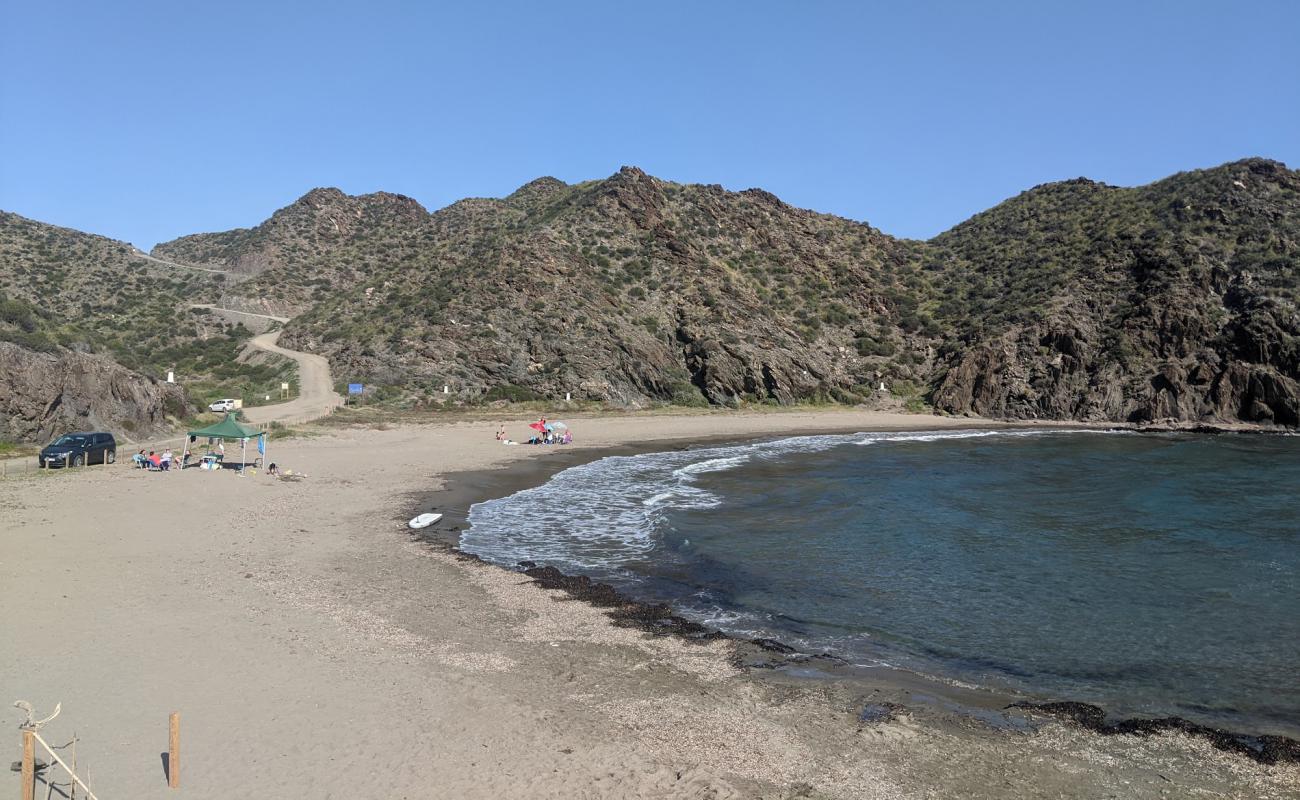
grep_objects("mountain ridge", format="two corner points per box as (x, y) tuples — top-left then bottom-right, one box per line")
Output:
(4, 156), (1297, 441)
(154, 157), (1300, 423)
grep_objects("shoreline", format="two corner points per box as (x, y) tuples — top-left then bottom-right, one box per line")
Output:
(418, 423), (1300, 765)
(5, 408), (1298, 798)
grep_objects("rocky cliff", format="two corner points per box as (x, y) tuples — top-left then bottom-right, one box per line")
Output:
(0, 342), (187, 442)
(927, 158), (1300, 424)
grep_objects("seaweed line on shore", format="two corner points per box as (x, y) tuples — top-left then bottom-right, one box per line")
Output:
(417, 526), (1300, 767)
(406, 423), (1300, 767)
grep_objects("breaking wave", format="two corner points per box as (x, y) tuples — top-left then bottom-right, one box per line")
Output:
(461, 428), (1112, 577)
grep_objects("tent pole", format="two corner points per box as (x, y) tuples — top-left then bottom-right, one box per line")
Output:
(241, 438), (247, 476)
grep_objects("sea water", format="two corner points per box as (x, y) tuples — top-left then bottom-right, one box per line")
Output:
(461, 430), (1300, 737)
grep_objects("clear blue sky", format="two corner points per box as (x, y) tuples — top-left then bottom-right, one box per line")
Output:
(2, 1), (1297, 249)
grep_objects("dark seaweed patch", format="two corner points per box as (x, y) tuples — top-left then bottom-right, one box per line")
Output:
(522, 565), (727, 640)
(1012, 701), (1300, 765)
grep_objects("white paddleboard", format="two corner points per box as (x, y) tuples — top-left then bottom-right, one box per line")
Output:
(408, 512), (443, 529)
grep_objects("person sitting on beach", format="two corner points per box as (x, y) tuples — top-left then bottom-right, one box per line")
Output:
(495, 426), (506, 441)
(267, 462), (279, 476)
(133, 449), (148, 468)
(148, 451), (162, 470)
(161, 448), (173, 471)
(561, 430), (572, 444)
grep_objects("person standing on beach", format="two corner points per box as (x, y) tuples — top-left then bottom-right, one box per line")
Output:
(496, 426), (506, 441)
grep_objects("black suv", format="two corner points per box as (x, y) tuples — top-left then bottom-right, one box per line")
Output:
(39, 432), (117, 468)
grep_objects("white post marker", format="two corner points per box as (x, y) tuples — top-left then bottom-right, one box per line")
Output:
(443, 385), (449, 394)
(566, 392), (572, 401)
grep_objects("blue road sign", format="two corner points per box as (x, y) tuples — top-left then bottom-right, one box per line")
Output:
(348, 383), (364, 395)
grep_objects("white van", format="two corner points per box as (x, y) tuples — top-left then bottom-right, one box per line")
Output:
(208, 398), (242, 412)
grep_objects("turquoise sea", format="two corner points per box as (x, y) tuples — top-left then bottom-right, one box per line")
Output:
(462, 430), (1300, 738)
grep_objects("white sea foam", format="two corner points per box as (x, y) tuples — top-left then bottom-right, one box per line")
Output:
(855, 428), (1116, 446)
(642, 491), (677, 507)
(461, 427), (1131, 579)
(673, 454), (751, 477)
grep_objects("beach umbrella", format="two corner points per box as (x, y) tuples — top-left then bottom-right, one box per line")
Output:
(529, 422), (547, 432)
(549, 421), (569, 431)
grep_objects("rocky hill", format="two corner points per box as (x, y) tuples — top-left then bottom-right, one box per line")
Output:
(266, 167), (935, 406)
(153, 188), (429, 315)
(0, 212), (297, 441)
(231, 159), (1294, 425)
(7, 157), (1298, 437)
(928, 158), (1300, 424)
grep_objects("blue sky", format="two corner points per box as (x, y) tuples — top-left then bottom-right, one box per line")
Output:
(2, 1), (1297, 249)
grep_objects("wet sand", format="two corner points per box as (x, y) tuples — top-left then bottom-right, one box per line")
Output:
(1, 409), (1296, 798)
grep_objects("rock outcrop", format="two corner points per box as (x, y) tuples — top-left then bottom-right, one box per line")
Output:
(0, 342), (188, 442)
(927, 158), (1300, 425)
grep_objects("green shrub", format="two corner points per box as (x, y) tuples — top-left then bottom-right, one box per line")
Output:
(483, 383), (544, 402)
(854, 336), (896, 357)
(668, 381), (708, 407)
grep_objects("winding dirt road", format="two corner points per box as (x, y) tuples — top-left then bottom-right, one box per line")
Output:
(240, 329), (343, 424)
(190, 303), (290, 325)
(130, 248), (261, 280)
(186, 303), (342, 424)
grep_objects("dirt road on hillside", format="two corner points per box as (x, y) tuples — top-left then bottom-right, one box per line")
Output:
(240, 329), (343, 424)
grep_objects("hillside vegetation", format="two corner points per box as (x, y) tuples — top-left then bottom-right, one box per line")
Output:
(928, 159), (1300, 423)
(155, 158), (1300, 425)
(0, 213), (298, 440)
(5, 157), (1295, 440)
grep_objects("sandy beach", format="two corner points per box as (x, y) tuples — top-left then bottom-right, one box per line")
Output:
(2, 409), (1297, 799)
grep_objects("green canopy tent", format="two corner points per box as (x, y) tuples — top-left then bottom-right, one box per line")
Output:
(184, 413), (266, 474)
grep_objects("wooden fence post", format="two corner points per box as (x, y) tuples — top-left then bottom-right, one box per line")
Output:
(20, 728), (35, 800)
(168, 712), (180, 788)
